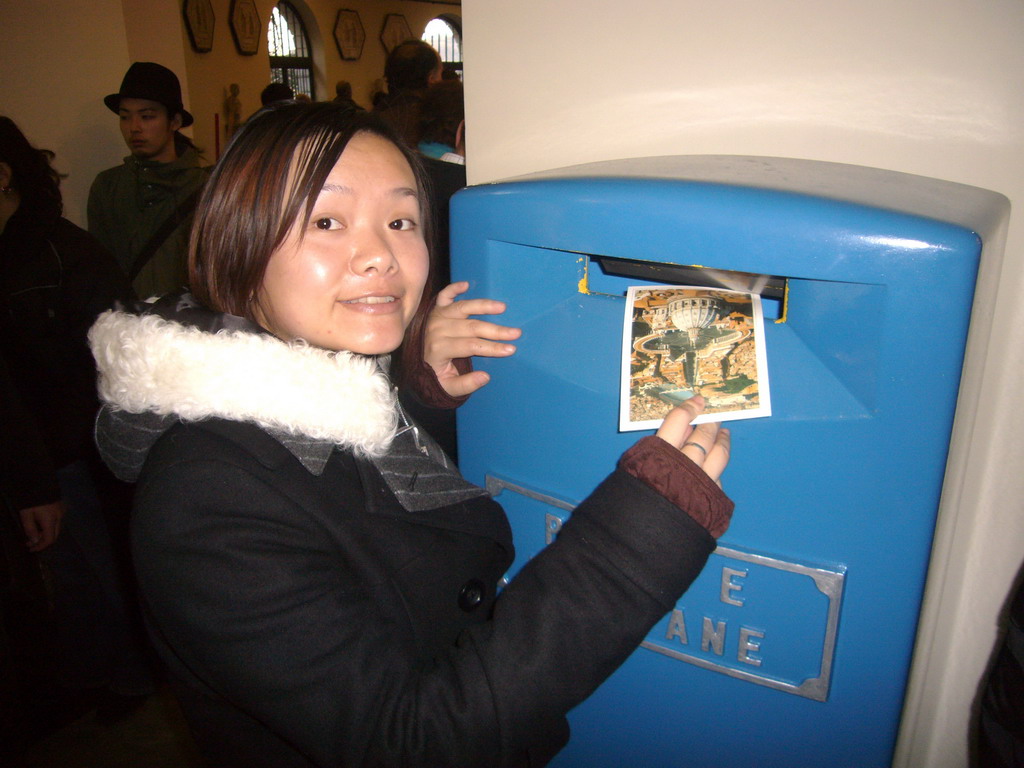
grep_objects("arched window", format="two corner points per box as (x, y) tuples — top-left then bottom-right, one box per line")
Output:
(268, 1), (315, 99)
(422, 16), (462, 80)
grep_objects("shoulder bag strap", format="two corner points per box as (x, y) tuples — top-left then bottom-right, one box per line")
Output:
(128, 185), (204, 283)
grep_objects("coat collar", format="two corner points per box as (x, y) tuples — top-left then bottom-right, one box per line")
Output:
(88, 293), (492, 518)
(123, 142), (204, 175)
(89, 301), (399, 460)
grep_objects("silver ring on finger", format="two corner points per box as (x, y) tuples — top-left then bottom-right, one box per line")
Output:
(682, 441), (707, 457)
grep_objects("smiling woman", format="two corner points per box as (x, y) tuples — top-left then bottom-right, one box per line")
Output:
(85, 101), (735, 768)
(252, 133), (429, 354)
(187, 106), (434, 330)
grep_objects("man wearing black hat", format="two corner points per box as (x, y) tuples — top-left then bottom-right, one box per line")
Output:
(88, 62), (210, 299)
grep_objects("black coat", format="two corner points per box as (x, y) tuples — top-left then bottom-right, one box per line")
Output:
(89, 299), (721, 768)
(132, 418), (713, 768)
(0, 210), (127, 508)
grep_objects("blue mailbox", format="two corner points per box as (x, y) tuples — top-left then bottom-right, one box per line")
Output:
(450, 156), (1008, 768)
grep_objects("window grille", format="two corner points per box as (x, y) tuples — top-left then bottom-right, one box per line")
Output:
(422, 17), (463, 80)
(268, 2), (315, 99)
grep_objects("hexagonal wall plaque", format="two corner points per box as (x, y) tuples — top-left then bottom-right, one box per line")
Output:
(230, 0), (261, 56)
(380, 14), (413, 54)
(183, 0), (215, 53)
(334, 9), (365, 61)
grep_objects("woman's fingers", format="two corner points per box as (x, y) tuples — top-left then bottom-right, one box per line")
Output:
(459, 318), (522, 343)
(435, 281), (470, 308)
(654, 396), (731, 483)
(681, 422), (719, 466)
(699, 427), (731, 483)
(435, 283), (507, 320)
(423, 317), (520, 366)
(431, 335), (517, 361)
(655, 395), (705, 448)
(437, 369), (492, 398)
(423, 286), (522, 373)
(436, 297), (511, 322)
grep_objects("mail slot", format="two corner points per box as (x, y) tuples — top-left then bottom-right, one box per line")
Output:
(450, 156), (1008, 768)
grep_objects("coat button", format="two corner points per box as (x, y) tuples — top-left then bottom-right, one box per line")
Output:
(458, 579), (485, 612)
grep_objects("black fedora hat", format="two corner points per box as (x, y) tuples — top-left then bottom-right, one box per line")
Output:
(104, 62), (194, 128)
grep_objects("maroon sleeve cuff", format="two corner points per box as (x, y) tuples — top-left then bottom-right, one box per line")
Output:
(406, 357), (473, 410)
(618, 435), (734, 538)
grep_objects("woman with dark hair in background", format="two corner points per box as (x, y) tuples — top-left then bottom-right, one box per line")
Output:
(0, 116), (148, 758)
(416, 80), (465, 164)
(374, 39), (444, 148)
(89, 102), (733, 767)
(401, 79), (468, 459)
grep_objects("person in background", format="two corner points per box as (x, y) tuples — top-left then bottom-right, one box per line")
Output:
(975, 559), (1024, 767)
(370, 77), (388, 109)
(333, 79), (364, 111)
(0, 116), (151, 741)
(88, 62), (210, 300)
(0, 353), (62, 763)
(88, 101), (733, 768)
(401, 80), (468, 459)
(373, 39), (443, 148)
(261, 82), (294, 106)
(416, 80), (465, 165)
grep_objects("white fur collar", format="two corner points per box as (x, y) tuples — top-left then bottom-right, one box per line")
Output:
(88, 310), (399, 458)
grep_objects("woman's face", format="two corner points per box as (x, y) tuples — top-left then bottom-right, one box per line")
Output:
(254, 132), (429, 355)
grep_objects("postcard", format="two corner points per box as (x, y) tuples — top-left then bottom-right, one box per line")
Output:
(620, 285), (771, 430)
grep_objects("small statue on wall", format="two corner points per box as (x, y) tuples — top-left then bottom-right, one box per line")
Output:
(224, 83), (241, 139)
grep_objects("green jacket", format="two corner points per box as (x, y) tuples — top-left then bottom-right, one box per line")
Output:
(88, 142), (210, 299)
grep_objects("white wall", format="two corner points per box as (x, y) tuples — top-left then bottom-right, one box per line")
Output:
(464, 1), (1023, 766)
(0, 0), (132, 227)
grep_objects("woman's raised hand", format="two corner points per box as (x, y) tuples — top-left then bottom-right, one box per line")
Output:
(655, 395), (731, 484)
(423, 282), (522, 398)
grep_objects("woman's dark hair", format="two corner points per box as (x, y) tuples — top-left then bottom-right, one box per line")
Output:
(189, 101), (436, 379)
(417, 80), (464, 147)
(0, 116), (63, 221)
(384, 40), (442, 94)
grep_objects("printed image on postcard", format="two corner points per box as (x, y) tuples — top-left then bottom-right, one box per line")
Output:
(620, 285), (771, 430)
